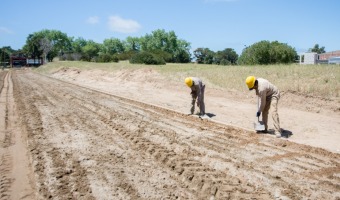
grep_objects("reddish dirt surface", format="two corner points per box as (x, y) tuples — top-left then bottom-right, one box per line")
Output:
(0, 68), (340, 199)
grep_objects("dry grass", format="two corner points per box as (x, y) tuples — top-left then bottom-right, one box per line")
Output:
(35, 61), (340, 99)
(36, 60), (134, 73)
(157, 63), (340, 99)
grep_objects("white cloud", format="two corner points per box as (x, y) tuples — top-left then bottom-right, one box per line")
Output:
(86, 16), (100, 24)
(0, 27), (13, 34)
(107, 15), (141, 33)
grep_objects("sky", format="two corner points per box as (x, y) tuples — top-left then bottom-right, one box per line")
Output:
(1, 0), (339, 55)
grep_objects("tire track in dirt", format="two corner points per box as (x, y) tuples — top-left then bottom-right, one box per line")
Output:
(0, 71), (35, 200)
(0, 71), (12, 200)
(13, 71), (96, 200)
(14, 71), (194, 199)
(11, 70), (340, 199)
(33, 72), (269, 198)
(0, 72), (11, 149)
(100, 93), (340, 199)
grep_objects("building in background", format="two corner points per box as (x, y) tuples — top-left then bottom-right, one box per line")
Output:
(300, 50), (340, 64)
(299, 52), (317, 64)
(318, 50), (340, 61)
(328, 57), (340, 64)
(10, 56), (43, 67)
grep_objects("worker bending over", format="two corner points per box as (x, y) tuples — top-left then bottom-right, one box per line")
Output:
(185, 77), (205, 116)
(246, 76), (282, 138)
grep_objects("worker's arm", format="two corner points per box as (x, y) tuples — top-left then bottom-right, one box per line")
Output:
(258, 91), (267, 113)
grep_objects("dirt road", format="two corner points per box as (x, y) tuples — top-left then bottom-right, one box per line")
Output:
(1, 69), (339, 199)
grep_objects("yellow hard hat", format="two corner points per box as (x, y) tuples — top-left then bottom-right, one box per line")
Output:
(245, 76), (256, 89)
(185, 77), (193, 87)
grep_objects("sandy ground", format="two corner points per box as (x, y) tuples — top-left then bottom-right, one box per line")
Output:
(0, 68), (339, 199)
(51, 67), (340, 154)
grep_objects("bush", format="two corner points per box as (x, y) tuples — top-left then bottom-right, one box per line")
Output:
(129, 52), (166, 65)
(173, 49), (191, 63)
(149, 50), (172, 63)
(93, 53), (118, 63)
(98, 53), (111, 62)
(219, 59), (232, 65)
(111, 55), (119, 62)
(238, 40), (297, 65)
(116, 50), (138, 61)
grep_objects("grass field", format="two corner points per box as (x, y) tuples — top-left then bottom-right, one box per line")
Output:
(35, 61), (340, 99)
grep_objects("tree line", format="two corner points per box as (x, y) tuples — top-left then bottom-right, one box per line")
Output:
(1, 29), (326, 66)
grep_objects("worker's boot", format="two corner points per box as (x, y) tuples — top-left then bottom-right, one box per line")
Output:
(275, 131), (281, 138)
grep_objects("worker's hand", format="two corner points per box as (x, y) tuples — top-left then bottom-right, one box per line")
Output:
(256, 111), (261, 117)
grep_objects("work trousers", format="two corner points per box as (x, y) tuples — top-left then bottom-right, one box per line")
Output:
(191, 85), (205, 115)
(262, 96), (281, 133)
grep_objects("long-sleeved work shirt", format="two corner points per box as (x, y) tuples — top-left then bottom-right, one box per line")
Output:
(190, 77), (205, 115)
(255, 78), (280, 112)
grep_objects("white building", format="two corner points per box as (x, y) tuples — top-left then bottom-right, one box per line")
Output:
(299, 52), (317, 64)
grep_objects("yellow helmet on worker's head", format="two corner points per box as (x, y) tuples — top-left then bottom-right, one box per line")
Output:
(185, 77), (193, 87)
(245, 76), (256, 89)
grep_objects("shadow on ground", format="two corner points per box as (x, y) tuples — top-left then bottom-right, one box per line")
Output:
(256, 128), (293, 138)
(206, 113), (216, 118)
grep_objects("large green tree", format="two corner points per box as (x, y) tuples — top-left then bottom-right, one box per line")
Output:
(123, 36), (141, 52)
(139, 29), (191, 63)
(102, 38), (125, 54)
(23, 33), (43, 61)
(23, 29), (71, 62)
(81, 40), (101, 61)
(214, 48), (238, 65)
(173, 39), (191, 63)
(70, 37), (87, 53)
(193, 48), (215, 64)
(0, 46), (15, 66)
(238, 40), (297, 65)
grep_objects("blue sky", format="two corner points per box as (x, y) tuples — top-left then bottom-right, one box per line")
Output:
(1, 0), (339, 55)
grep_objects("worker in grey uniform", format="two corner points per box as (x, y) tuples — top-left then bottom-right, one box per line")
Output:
(185, 77), (205, 116)
(245, 76), (281, 138)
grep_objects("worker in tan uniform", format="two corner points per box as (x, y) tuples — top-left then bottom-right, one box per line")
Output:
(245, 76), (282, 138)
(185, 77), (206, 117)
